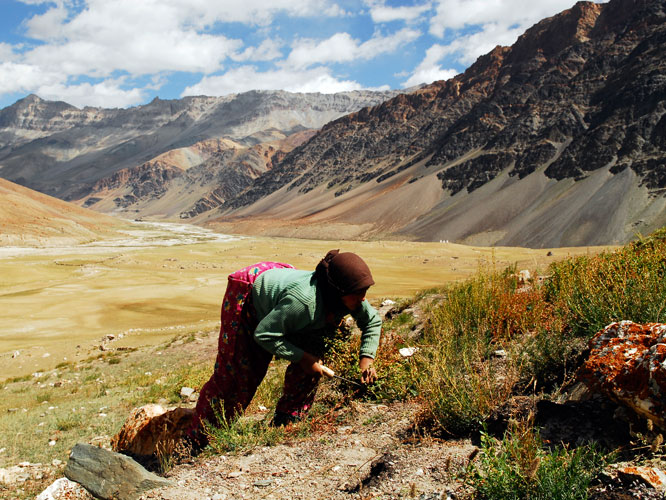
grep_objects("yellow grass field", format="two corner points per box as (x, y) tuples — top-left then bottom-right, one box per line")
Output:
(0, 223), (611, 380)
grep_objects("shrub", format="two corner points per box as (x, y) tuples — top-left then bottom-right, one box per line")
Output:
(544, 228), (666, 338)
(205, 410), (285, 454)
(469, 422), (607, 500)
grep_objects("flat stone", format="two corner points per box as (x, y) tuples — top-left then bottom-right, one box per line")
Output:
(65, 443), (171, 500)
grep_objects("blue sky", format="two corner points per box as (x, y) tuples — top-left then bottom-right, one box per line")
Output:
(0, 0), (605, 109)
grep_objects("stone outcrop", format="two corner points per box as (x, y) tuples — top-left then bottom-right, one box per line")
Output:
(111, 404), (194, 458)
(64, 443), (171, 500)
(577, 321), (666, 430)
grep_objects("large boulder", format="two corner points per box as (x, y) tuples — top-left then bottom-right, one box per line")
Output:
(577, 321), (666, 430)
(111, 404), (194, 458)
(64, 443), (171, 500)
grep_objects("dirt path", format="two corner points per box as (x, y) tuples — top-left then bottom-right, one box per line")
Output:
(140, 401), (476, 500)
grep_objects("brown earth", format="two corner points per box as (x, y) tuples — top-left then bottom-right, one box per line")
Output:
(0, 178), (129, 246)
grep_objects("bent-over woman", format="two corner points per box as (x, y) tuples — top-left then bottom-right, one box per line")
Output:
(188, 249), (382, 445)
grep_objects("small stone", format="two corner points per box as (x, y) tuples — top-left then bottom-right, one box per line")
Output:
(399, 347), (419, 358)
(180, 387), (195, 399)
(49, 441), (56, 446)
(253, 479), (273, 487)
(228, 471), (243, 478)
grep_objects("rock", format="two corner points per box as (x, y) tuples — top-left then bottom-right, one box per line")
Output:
(36, 477), (94, 500)
(617, 466), (666, 491)
(64, 443), (171, 500)
(517, 270), (531, 285)
(180, 387), (197, 401)
(0, 466), (30, 485)
(577, 321), (666, 430)
(399, 347), (419, 358)
(253, 479), (273, 487)
(111, 404), (195, 458)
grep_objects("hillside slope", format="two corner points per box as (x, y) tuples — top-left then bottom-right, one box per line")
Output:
(0, 178), (128, 246)
(211, 0), (666, 247)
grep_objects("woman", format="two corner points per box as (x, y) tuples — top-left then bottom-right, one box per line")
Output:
(188, 249), (382, 444)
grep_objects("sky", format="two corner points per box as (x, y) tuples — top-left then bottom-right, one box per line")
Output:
(0, 0), (606, 110)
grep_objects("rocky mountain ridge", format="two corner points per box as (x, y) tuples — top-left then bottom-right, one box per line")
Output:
(0, 89), (402, 206)
(210, 0), (665, 247)
(1, 0), (664, 247)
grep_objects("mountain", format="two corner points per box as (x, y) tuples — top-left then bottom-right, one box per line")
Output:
(1, 0), (664, 248)
(0, 89), (402, 217)
(206, 0), (666, 247)
(0, 178), (129, 246)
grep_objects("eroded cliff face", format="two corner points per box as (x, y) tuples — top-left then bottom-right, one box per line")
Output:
(217, 0), (665, 247)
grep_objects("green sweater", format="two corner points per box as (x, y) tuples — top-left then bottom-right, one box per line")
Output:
(251, 268), (382, 362)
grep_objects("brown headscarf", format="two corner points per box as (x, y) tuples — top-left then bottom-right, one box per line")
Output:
(315, 249), (375, 296)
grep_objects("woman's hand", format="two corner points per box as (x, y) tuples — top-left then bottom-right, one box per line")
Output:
(299, 352), (324, 376)
(359, 356), (377, 384)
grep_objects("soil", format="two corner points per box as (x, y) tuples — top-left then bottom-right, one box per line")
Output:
(139, 400), (477, 500)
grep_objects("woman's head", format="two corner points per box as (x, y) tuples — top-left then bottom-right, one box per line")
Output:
(315, 250), (375, 311)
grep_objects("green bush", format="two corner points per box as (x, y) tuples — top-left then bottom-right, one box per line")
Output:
(414, 227), (666, 433)
(544, 228), (666, 338)
(204, 410), (285, 454)
(469, 424), (607, 500)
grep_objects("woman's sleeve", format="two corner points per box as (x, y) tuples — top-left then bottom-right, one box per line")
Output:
(352, 300), (382, 359)
(253, 295), (312, 362)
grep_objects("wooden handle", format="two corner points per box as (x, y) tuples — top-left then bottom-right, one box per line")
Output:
(320, 364), (335, 378)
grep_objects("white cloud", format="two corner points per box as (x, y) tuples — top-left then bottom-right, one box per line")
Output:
(35, 79), (147, 108)
(182, 66), (365, 96)
(0, 43), (18, 62)
(0, 62), (61, 94)
(157, 0), (345, 27)
(232, 39), (283, 62)
(366, 0), (432, 23)
(401, 44), (458, 87)
(286, 28), (420, 70)
(429, 0), (585, 36)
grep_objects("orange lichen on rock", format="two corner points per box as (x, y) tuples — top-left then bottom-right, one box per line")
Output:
(577, 321), (666, 430)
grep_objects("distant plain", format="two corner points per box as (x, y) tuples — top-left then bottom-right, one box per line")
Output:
(0, 222), (611, 380)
